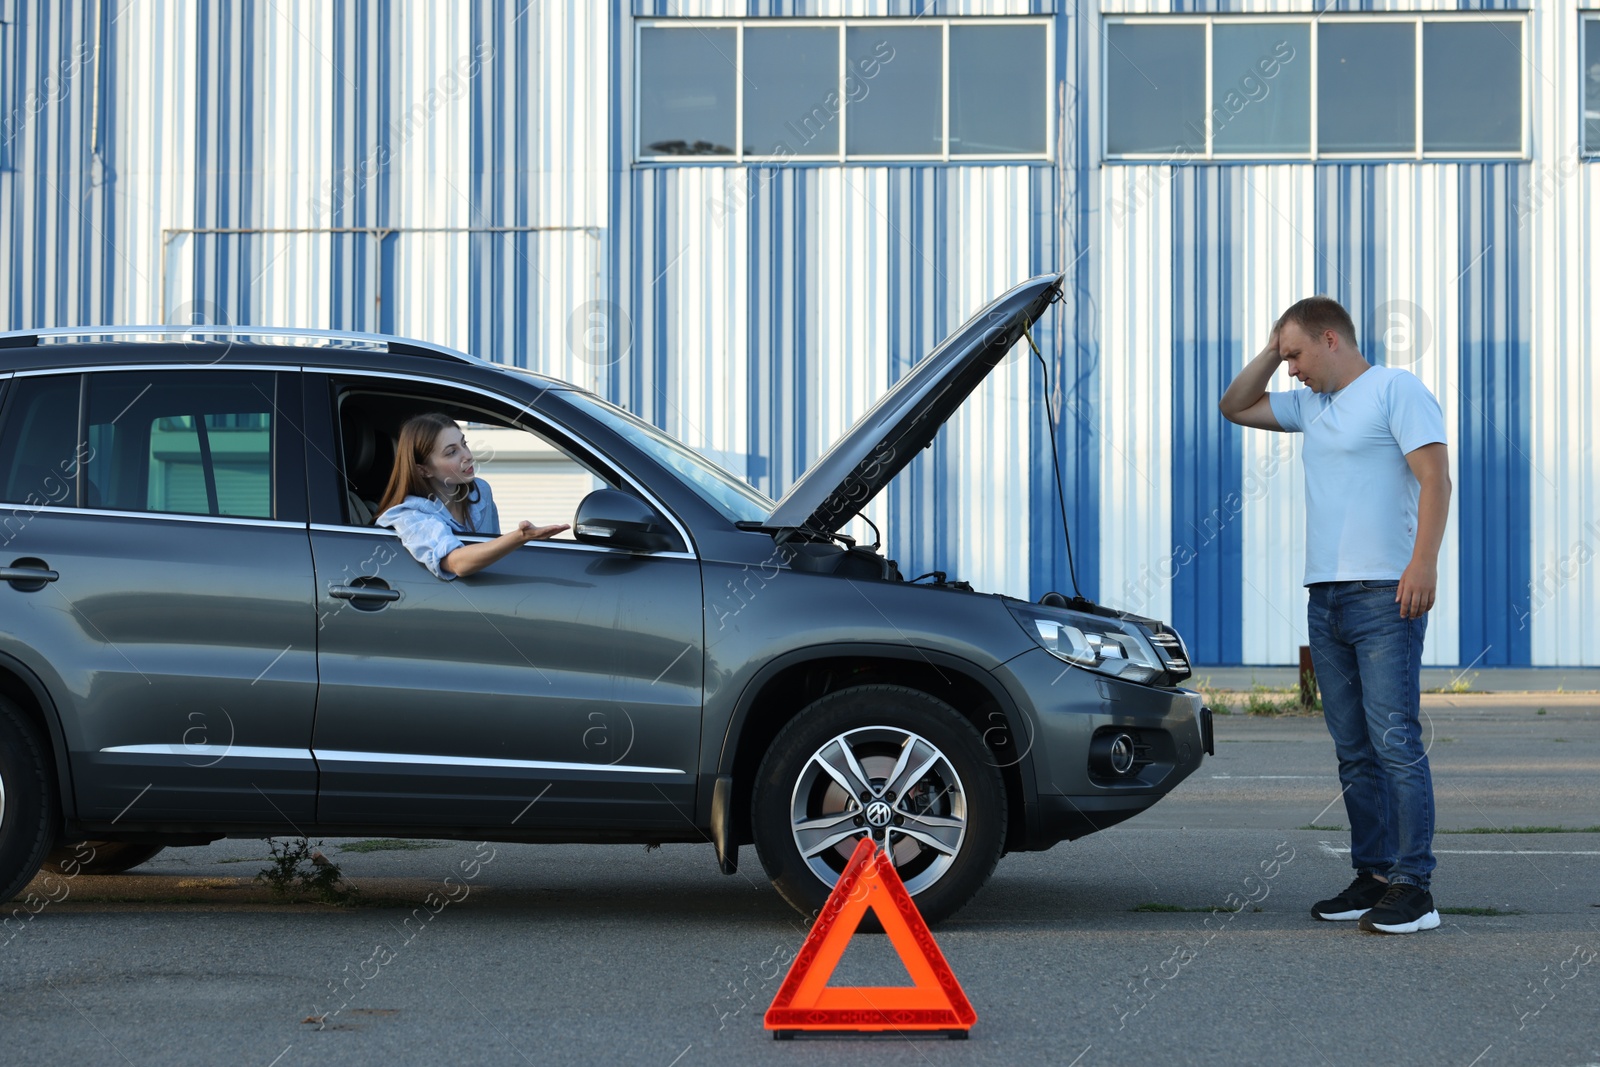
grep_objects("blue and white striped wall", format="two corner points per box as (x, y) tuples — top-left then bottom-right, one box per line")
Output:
(1, 0), (1594, 665)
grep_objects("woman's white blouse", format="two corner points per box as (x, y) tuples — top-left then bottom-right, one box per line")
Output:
(375, 480), (501, 579)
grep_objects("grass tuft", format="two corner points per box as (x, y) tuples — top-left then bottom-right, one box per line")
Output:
(256, 837), (360, 905)
(1194, 676), (1232, 716)
(1244, 682), (1320, 716)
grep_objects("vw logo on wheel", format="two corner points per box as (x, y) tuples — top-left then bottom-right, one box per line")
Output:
(864, 799), (893, 828)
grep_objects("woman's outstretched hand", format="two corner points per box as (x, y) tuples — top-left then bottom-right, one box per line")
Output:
(517, 520), (570, 542)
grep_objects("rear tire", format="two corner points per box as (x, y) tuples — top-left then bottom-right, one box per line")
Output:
(44, 842), (166, 876)
(0, 696), (59, 903)
(751, 684), (1006, 926)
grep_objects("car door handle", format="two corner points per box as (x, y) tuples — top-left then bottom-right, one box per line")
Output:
(2, 560), (59, 591)
(328, 584), (401, 602)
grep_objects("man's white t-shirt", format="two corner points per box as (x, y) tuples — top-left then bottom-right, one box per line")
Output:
(1268, 365), (1447, 586)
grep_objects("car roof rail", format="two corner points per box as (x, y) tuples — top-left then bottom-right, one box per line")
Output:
(0, 325), (482, 365)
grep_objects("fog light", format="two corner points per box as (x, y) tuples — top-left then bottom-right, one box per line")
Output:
(1090, 732), (1138, 776)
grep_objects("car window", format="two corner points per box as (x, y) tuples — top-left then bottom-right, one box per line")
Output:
(557, 389), (774, 524)
(335, 390), (613, 537)
(85, 371), (278, 519)
(454, 420), (606, 539)
(0, 374), (83, 508)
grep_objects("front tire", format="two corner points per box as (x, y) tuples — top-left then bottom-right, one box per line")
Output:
(0, 697), (59, 903)
(752, 685), (1006, 926)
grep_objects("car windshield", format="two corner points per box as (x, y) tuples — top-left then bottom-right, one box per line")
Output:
(557, 389), (775, 524)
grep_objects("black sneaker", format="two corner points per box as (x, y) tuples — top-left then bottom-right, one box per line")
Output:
(1358, 883), (1441, 934)
(1311, 871), (1390, 921)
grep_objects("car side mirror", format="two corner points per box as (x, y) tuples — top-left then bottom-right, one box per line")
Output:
(572, 488), (679, 553)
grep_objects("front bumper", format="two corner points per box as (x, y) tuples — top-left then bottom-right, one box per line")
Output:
(992, 648), (1208, 848)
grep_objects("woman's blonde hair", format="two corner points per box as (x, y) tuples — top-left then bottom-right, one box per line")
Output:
(376, 412), (481, 529)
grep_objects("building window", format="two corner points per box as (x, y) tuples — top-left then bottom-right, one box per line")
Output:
(637, 27), (737, 156)
(1318, 23), (1416, 155)
(0, 17), (14, 171)
(1213, 23), (1310, 155)
(1585, 14), (1600, 157)
(846, 26), (941, 156)
(636, 18), (1052, 164)
(1103, 14), (1527, 162)
(950, 24), (1046, 155)
(1104, 23), (1203, 157)
(744, 27), (840, 157)
(1421, 22), (1522, 154)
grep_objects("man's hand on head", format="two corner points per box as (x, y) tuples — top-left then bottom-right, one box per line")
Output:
(1397, 558), (1438, 619)
(1218, 322), (1290, 430)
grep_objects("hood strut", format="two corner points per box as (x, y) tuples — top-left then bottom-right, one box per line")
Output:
(1024, 321), (1088, 607)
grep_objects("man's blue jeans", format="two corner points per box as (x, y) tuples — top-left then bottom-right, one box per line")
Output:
(1307, 580), (1436, 889)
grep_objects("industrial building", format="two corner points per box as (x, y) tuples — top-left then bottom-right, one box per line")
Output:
(2, 1), (1596, 666)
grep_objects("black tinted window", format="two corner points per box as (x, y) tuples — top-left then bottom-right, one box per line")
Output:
(86, 371), (277, 519)
(0, 375), (83, 508)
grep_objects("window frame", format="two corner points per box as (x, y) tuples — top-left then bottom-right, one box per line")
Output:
(0, 13), (13, 172)
(87, 368), (287, 522)
(2, 364), (306, 527)
(330, 385), (620, 533)
(634, 16), (1054, 165)
(1585, 12), (1600, 159)
(1102, 12), (1530, 164)
(313, 371), (697, 558)
(0, 372), (82, 511)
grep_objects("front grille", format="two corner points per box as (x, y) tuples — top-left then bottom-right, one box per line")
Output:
(1147, 631), (1191, 680)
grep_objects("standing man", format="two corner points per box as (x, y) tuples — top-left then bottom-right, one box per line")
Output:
(1220, 296), (1451, 935)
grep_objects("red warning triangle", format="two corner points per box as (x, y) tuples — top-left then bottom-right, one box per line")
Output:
(764, 837), (976, 1036)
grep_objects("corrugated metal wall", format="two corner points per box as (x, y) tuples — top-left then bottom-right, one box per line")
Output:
(1094, 0), (1591, 668)
(1, 0), (1594, 665)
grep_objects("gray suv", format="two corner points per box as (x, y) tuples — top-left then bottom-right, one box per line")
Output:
(0, 274), (1210, 923)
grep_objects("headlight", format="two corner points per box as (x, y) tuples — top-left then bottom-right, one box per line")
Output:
(1006, 602), (1166, 684)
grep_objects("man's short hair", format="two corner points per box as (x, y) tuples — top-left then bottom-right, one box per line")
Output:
(1277, 296), (1358, 349)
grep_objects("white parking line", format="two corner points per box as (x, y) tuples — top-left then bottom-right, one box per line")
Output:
(1318, 842), (1600, 857)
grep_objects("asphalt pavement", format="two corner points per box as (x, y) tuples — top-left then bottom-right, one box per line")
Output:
(3, 693), (1597, 1067)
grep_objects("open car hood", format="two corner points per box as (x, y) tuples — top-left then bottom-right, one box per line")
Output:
(764, 273), (1064, 536)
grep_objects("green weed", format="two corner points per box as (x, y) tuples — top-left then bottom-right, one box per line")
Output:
(1194, 676), (1232, 716)
(1244, 683), (1316, 716)
(256, 837), (359, 905)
